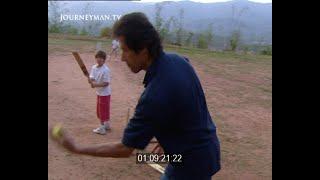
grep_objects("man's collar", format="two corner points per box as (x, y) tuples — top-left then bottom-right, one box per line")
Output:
(143, 51), (164, 87)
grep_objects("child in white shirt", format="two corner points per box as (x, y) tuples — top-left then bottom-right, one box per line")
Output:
(88, 50), (111, 135)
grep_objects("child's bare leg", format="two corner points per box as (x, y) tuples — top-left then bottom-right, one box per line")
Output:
(108, 51), (112, 61)
(109, 49), (115, 61)
(115, 50), (118, 60)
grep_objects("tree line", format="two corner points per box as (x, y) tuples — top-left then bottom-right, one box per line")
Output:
(48, 1), (271, 55)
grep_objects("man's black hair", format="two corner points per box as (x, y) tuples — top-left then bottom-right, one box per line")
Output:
(113, 12), (163, 59)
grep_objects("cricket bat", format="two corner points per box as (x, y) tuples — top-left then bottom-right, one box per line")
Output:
(147, 163), (165, 174)
(72, 52), (90, 77)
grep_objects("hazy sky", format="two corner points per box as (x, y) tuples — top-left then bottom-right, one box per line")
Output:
(138, 0), (272, 3)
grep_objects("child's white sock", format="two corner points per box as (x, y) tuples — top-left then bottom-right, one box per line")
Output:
(103, 121), (110, 129)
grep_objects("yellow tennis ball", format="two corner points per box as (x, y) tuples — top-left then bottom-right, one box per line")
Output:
(52, 124), (62, 139)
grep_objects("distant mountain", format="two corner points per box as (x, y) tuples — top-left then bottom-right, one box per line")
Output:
(51, 0), (272, 45)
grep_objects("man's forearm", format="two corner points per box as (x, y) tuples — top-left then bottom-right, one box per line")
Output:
(74, 142), (134, 158)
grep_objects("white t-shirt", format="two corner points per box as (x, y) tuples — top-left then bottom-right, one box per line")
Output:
(112, 40), (119, 49)
(89, 64), (111, 96)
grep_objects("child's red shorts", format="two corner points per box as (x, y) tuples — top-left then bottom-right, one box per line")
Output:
(97, 95), (110, 123)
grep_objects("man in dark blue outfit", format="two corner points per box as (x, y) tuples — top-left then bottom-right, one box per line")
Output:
(51, 12), (221, 180)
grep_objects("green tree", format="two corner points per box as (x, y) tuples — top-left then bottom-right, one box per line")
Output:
(160, 17), (174, 43)
(206, 23), (214, 48)
(48, 1), (65, 33)
(185, 32), (194, 47)
(80, 2), (102, 36)
(175, 9), (184, 45)
(197, 34), (208, 49)
(155, 3), (163, 33)
(230, 30), (240, 51)
(229, 4), (249, 51)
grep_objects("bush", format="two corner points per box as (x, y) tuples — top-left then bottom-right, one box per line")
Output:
(100, 27), (112, 37)
(48, 24), (62, 33)
(243, 46), (249, 54)
(63, 25), (79, 35)
(80, 27), (89, 36)
(197, 34), (208, 49)
(260, 46), (272, 55)
(67, 27), (78, 35)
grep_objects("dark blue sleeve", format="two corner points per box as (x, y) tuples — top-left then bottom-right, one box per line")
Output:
(121, 92), (154, 150)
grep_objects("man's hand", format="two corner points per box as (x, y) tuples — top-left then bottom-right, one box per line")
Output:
(49, 126), (134, 158)
(50, 126), (78, 153)
(151, 143), (164, 154)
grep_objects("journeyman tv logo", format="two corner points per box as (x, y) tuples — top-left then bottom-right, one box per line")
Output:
(60, 14), (122, 22)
